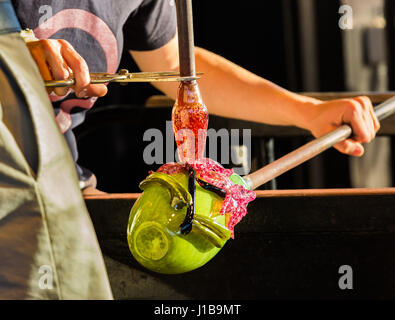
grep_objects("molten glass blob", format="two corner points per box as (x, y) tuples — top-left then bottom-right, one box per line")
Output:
(172, 81), (208, 162)
(127, 161), (256, 274)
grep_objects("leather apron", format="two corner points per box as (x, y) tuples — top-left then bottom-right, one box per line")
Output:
(0, 0), (113, 299)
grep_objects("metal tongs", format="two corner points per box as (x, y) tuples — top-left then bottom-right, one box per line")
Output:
(44, 69), (201, 87)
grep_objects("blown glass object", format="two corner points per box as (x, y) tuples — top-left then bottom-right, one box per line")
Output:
(127, 81), (256, 274)
(127, 168), (248, 274)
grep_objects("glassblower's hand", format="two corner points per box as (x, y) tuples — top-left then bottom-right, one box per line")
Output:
(26, 39), (107, 98)
(307, 96), (380, 157)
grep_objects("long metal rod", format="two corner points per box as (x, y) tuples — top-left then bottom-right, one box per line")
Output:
(243, 96), (395, 190)
(44, 75), (200, 87)
(175, 0), (196, 77)
(44, 71), (202, 87)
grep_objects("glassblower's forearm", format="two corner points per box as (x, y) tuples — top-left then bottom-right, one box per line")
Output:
(152, 46), (322, 130)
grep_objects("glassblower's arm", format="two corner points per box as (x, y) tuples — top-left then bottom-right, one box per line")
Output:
(130, 37), (379, 157)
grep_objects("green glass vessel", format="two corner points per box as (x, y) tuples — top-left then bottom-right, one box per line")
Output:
(127, 172), (247, 274)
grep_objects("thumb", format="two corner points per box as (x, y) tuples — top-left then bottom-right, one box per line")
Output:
(77, 84), (108, 98)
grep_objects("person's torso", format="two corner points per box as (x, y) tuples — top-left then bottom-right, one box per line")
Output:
(13, 0), (142, 73)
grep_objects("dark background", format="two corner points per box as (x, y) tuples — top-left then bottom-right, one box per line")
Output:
(75, 0), (394, 193)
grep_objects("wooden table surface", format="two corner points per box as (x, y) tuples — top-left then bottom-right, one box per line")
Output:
(85, 188), (395, 299)
(84, 188), (395, 199)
